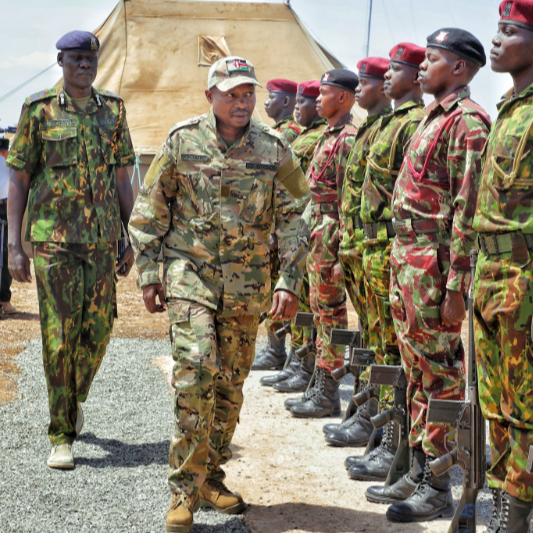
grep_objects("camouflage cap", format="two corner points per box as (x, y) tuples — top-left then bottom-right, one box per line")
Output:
(207, 56), (262, 91)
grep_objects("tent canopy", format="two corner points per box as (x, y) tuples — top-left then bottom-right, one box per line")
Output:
(92, 0), (365, 155)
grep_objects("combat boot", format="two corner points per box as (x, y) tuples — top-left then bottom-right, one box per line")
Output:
(274, 349), (315, 393)
(165, 493), (198, 532)
(347, 421), (398, 481)
(252, 332), (287, 370)
(326, 395), (379, 447)
(366, 445), (425, 504)
(198, 479), (245, 514)
(499, 491), (533, 533)
(386, 453), (454, 522)
(260, 349), (299, 387)
(289, 367), (341, 418)
(47, 443), (74, 470)
(483, 488), (502, 533)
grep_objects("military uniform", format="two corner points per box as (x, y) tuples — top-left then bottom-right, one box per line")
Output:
(6, 83), (135, 445)
(129, 98), (309, 502)
(274, 115), (301, 145)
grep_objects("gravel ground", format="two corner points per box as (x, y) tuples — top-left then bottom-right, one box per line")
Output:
(0, 338), (249, 533)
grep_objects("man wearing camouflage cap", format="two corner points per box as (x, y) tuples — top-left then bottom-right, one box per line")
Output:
(7, 30), (135, 469)
(128, 56), (309, 532)
(473, 2), (533, 531)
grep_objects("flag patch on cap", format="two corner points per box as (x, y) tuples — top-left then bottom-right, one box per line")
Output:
(227, 59), (249, 72)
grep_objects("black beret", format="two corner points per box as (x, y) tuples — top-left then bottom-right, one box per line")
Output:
(56, 31), (100, 52)
(320, 69), (359, 94)
(426, 28), (486, 67)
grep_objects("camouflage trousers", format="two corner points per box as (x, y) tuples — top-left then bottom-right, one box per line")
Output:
(265, 248), (283, 335)
(33, 241), (116, 446)
(290, 269), (313, 352)
(363, 238), (401, 408)
(390, 232), (465, 457)
(308, 211), (347, 372)
(168, 299), (259, 497)
(474, 250), (533, 502)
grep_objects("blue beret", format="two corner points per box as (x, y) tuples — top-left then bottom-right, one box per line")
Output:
(427, 28), (486, 67)
(56, 31), (99, 52)
(320, 69), (359, 94)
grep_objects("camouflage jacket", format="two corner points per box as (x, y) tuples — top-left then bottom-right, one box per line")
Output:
(361, 99), (425, 226)
(6, 86), (135, 243)
(392, 86), (490, 293)
(128, 108), (310, 316)
(290, 118), (328, 174)
(274, 115), (302, 145)
(339, 105), (392, 257)
(474, 84), (533, 234)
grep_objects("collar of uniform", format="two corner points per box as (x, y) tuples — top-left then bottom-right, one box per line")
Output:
(205, 107), (252, 150)
(274, 114), (294, 129)
(300, 117), (327, 134)
(394, 98), (425, 115)
(358, 104), (392, 133)
(57, 86), (100, 114)
(426, 85), (470, 117)
(497, 83), (533, 111)
(326, 112), (353, 133)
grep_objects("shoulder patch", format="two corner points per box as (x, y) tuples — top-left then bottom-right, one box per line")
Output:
(168, 115), (206, 137)
(25, 87), (57, 106)
(94, 87), (123, 100)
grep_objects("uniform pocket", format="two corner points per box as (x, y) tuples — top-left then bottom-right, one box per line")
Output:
(99, 131), (117, 165)
(42, 127), (78, 167)
(238, 178), (272, 224)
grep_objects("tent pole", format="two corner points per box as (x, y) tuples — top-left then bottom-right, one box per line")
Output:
(365, 0), (373, 57)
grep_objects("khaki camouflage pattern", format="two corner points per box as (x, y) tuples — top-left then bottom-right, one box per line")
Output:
(6, 87), (135, 243)
(290, 118), (328, 174)
(274, 115), (302, 145)
(264, 246), (283, 334)
(473, 84), (533, 503)
(168, 299), (259, 496)
(307, 114), (356, 371)
(129, 108), (310, 317)
(33, 241), (116, 446)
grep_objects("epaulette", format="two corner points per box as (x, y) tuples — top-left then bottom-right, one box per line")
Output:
(94, 87), (123, 101)
(25, 88), (57, 106)
(458, 100), (491, 128)
(168, 115), (205, 136)
(255, 120), (286, 145)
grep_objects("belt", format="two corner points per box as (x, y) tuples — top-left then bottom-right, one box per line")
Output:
(392, 218), (441, 236)
(363, 221), (396, 240)
(478, 232), (533, 257)
(311, 201), (338, 215)
(0, 199), (6, 206)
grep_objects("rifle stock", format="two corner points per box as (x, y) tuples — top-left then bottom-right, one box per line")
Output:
(274, 321), (292, 340)
(292, 312), (317, 360)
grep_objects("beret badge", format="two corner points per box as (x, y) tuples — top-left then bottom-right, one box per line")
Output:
(503, 2), (512, 16)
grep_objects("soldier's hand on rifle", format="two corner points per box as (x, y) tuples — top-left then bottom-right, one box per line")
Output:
(440, 288), (466, 328)
(270, 289), (298, 321)
(142, 283), (167, 313)
(115, 244), (134, 277)
(7, 245), (32, 283)
(331, 262), (343, 282)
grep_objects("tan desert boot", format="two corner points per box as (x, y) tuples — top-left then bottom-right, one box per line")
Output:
(198, 479), (245, 514)
(75, 402), (84, 436)
(47, 443), (74, 469)
(165, 493), (198, 533)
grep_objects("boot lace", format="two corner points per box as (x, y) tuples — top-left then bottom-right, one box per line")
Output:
(486, 488), (501, 533)
(500, 492), (511, 533)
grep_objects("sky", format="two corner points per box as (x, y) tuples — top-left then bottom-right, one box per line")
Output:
(0, 0), (509, 128)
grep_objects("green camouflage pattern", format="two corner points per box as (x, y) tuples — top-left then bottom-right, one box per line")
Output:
(6, 87), (135, 243)
(290, 118), (328, 174)
(274, 115), (302, 145)
(168, 299), (259, 496)
(307, 114), (356, 371)
(129, 108), (310, 317)
(33, 241), (116, 446)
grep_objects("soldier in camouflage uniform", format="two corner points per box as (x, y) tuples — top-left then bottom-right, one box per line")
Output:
(6, 31), (135, 470)
(263, 80), (327, 393)
(347, 44), (426, 483)
(285, 69), (358, 419)
(324, 57), (392, 447)
(128, 57), (309, 533)
(385, 29), (490, 523)
(473, 2), (533, 531)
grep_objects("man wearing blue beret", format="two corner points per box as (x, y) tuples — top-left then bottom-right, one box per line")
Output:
(6, 30), (136, 469)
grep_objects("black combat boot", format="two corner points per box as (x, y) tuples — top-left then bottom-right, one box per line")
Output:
(386, 453), (454, 522)
(483, 488), (502, 533)
(274, 349), (315, 393)
(347, 421), (398, 481)
(260, 349), (299, 387)
(366, 446), (425, 504)
(252, 332), (287, 370)
(289, 367), (341, 418)
(284, 371), (316, 410)
(322, 400), (357, 435)
(326, 394), (379, 447)
(499, 491), (533, 533)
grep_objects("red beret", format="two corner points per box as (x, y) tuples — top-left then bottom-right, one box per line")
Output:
(500, 0), (533, 30)
(266, 79), (298, 94)
(297, 80), (320, 98)
(389, 42), (426, 68)
(357, 57), (389, 79)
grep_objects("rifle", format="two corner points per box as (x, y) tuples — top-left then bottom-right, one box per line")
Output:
(290, 312), (317, 360)
(427, 249), (484, 533)
(116, 223), (128, 275)
(368, 364), (409, 486)
(0, 217), (5, 318)
(274, 321), (292, 340)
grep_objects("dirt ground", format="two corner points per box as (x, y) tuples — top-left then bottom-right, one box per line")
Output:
(1, 264), (477, 533)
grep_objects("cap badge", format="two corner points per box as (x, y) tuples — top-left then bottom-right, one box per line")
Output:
(360, 63), (367, 74)
(323, 72), (330, 81)
(503, 2), (512, 17)
(90, 37), (98, 51)
(435, 31), (449, 43)
(226, 59), (249, 73)
(298, 86), (304, 94)
(395, 47), (404, 59)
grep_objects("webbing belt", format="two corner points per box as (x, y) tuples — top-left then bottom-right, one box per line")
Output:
(392, 218), (440, 236)
(478, 232), (533, 257)
(363, 221), (396, 240)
